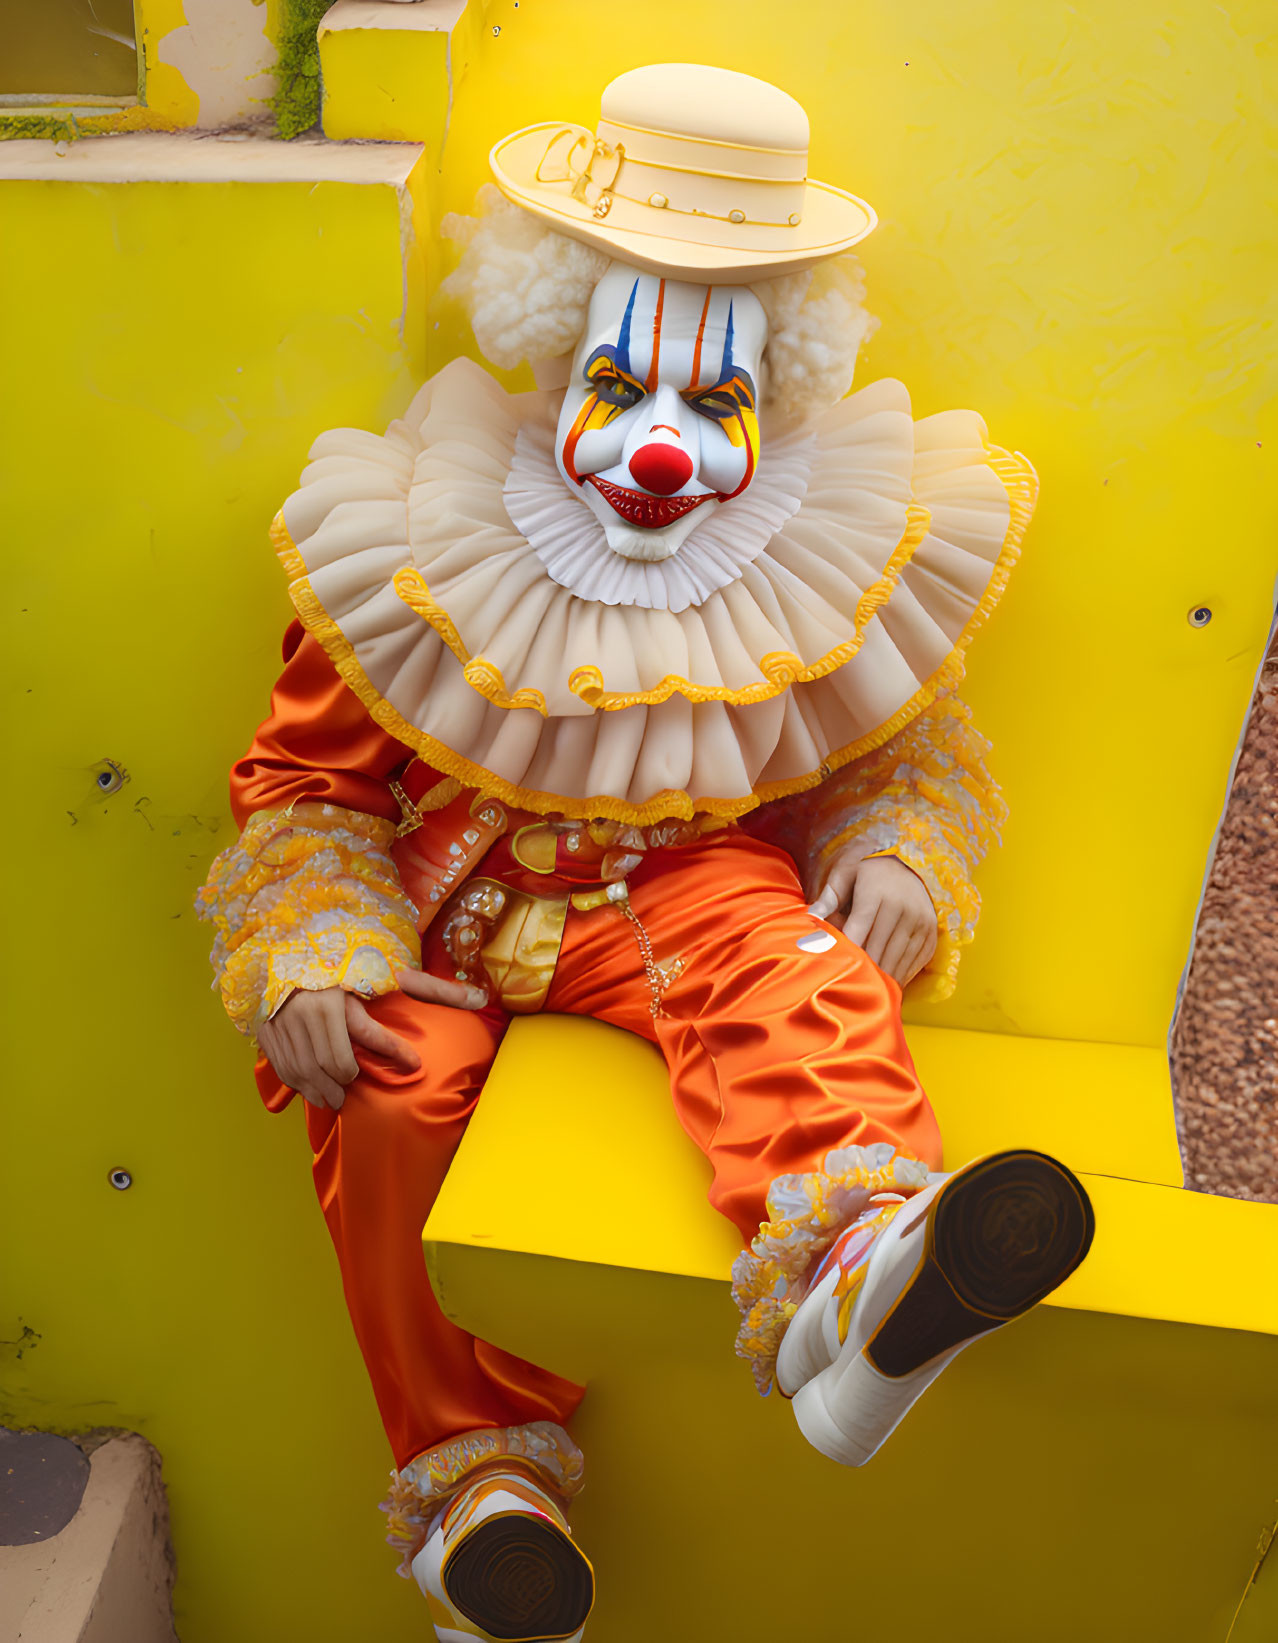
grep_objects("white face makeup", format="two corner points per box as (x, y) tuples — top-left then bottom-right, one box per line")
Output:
(555, 263), (768, 561)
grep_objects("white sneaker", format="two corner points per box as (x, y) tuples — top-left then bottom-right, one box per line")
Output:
(777, 1149), (1095, 1466)
(411, 1466), (595, 1642)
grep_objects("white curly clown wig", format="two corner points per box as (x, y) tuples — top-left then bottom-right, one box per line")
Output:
(441, 187), (877, 426)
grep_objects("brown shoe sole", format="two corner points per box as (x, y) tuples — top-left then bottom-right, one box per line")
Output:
(443, 1508), (595, 1642)
(866, 1150), (1096, 1379)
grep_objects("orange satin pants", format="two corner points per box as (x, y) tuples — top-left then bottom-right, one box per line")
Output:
(256, 832), (943, 1471)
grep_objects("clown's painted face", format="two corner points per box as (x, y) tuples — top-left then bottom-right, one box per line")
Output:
(555, 263), (768, 562)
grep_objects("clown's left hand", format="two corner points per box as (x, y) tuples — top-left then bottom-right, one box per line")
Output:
(807, 852), (938, 986)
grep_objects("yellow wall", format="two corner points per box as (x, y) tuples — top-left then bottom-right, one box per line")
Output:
(426, 0), (1278, 1050)
(1, 141), (434, 1643)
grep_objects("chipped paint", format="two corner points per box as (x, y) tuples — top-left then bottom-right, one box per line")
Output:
(0, 1322), (43, 1361)
(158, 0), (276, 129)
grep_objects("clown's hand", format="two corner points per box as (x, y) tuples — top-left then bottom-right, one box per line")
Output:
(259, 972), (486, 1111)
(807, 852), (938, 986)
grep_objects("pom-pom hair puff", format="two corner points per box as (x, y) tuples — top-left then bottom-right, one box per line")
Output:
(441, 186), (877, 424)
(441, 188), (610, 374)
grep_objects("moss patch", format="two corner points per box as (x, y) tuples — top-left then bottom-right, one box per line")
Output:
(0, 112), (78, 142)
(273, 0), (331, 140)
(0, 104), (180, 143)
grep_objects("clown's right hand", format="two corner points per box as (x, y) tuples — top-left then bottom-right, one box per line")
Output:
(259, 971), (488, 1110)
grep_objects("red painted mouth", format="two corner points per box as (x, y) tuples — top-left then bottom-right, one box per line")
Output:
(586, 475), (714, 530)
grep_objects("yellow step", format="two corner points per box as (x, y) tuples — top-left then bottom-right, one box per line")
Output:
(318, 0), (478, 149)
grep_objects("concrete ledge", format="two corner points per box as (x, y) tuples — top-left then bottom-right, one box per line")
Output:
(0, 1436), (177, 1643)
(0, 130), (424, 184)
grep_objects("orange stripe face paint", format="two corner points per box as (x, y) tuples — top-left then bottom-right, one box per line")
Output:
(561, 344), (648, 484)
(681, 298), (760, 499)
(690, 287), (713, 389)
(562, 278), (650, 484)
(554, 266), (769, 531)
(645, 279), (666, 392)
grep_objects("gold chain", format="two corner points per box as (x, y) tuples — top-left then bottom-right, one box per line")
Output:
(389, 779), (425, 838)
(614, 897), (667, 1018)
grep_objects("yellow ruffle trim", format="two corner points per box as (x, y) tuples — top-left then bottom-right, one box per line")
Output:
(391, 503), (930, 716)
(804, 692), (1008, 1003)
(381, 1422), (585, 1579)
(276, 515), (759, 825)
(732, 1143), (931, 1395)
(273, 445), (1033, 826)
(750, 442), (1037, 808)
(195, 802), (421, 1036)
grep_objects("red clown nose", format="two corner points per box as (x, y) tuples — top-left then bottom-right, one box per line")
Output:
(628, 441), (694, 497)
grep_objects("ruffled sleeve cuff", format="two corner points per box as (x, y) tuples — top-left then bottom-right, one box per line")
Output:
(195, 802), (422, 1036)
(756, 693), (1007, 1000)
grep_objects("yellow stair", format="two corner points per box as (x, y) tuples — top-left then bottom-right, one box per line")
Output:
(318, 0), (478, 151)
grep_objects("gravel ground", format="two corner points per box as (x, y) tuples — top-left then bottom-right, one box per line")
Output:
(1172, 630), (1278, 1202)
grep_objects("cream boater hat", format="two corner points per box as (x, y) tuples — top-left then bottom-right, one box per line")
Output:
(489, 63), (876, 283)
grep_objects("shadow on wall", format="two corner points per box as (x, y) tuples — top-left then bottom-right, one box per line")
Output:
(1173, 621), (1278, 1203)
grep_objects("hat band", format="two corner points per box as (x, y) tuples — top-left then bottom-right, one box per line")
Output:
(595, 116), (806, 182)
(606, 162), (804, 228)
(537, 128), (805, 229)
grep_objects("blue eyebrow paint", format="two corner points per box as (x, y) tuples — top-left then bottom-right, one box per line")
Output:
(720, 300), (735, 380)
(616, 279), (639, 376)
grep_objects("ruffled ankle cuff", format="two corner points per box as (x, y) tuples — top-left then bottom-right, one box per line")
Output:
(380, 1421), (585, 1577)
(731, 1142), (930, 1395)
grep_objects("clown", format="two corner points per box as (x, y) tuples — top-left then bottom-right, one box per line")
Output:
(199, 64), (1093, 1643)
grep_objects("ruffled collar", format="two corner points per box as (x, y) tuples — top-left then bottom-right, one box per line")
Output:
(503, 416), (815, 614)
(276, 358), (1034, 822)
(385, 359), (921, 716)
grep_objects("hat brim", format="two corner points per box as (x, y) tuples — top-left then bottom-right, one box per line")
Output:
(489, 122), (876, 284)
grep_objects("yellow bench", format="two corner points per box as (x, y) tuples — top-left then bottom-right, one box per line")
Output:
(426, 1016), (1278, 1643)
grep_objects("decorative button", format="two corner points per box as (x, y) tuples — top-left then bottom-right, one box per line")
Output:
(648, 192), (668, 209)
(606, 882), (628, 903)
(449, 842), (464, 857)
(429, 889), (441, 902)
(728, 209), (745, 224)
(603, 850), (644, 881)
(566, 833), (581, 852)
(479, 806), (502, 826)
(462, 828), (481, 845)
(797, 929), (838, 954)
